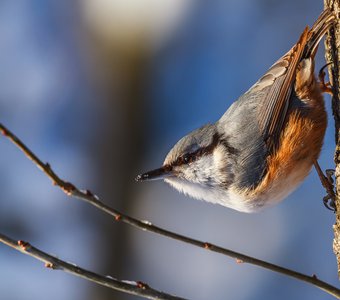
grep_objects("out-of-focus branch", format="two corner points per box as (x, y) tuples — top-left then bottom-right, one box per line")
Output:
(1, 122), (340, 299)
(324, 0), (340, 277)
(0, 232), (186, 300)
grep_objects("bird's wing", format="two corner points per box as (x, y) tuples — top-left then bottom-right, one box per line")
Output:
(248, 27), (309, 152)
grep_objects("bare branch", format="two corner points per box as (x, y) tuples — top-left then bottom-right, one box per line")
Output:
(0, 232), (186, 300)
(1, 122), (340, 298)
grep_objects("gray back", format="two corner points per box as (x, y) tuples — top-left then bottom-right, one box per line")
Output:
(217, 90), (268, 190)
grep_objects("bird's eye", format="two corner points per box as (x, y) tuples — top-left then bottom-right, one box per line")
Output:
(183, 154), (191, 163)
(173, 153), (195, 166)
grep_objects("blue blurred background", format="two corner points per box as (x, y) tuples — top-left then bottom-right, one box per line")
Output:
(0, 1), (338, 299)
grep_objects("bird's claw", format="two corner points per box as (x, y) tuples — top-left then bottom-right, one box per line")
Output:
(323, 195), (336, 212)
(314, 162), (336, 212)
(318, 63), (333, 95)
(326, 169), (335, 184)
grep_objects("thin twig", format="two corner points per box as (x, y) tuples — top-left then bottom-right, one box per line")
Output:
(0, 232), (186, 300)
(1, 122), (340, 299)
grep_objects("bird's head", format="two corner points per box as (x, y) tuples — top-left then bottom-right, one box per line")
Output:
(136, 124), (235, 201)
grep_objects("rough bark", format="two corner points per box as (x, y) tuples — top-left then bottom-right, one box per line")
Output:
(324, 0), (340, 278)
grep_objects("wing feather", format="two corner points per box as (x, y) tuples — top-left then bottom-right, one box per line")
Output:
(248, 28), (309, 151)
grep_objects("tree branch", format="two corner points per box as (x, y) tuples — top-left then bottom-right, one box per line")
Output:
(1, 122), (340, 298)
(0, 232), (186, 300)
(324, 0), (340, 277)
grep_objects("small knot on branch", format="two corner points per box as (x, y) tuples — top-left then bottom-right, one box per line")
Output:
(17, 240), (30, 251)
(85, 190), (94, 197)
(137, 281), (149, 290)
(204, 243), (212, 250)
(0, 128), (8, 136)
(61, 182), (76, 196)
(45, 262), (57, 269)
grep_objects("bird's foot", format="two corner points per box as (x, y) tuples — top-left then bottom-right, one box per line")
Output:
(314, 162), (336, 212)
(319, 63), (333, 96)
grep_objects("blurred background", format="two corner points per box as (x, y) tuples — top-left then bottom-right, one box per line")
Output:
(0, 0), (338, 299)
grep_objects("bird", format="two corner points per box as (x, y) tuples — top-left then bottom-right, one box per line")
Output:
(136, 10), (336, 213)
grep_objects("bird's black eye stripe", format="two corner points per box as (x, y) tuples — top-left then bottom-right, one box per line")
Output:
(172, 133), (222, 167)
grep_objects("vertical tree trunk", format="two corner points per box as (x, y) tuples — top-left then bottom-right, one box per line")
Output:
(324, 0), (340, 277)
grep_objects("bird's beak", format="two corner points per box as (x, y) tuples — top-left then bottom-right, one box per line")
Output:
(135, 166), (172, 182)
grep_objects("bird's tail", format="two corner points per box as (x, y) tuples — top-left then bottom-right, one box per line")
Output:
(303, 9), (336, 59)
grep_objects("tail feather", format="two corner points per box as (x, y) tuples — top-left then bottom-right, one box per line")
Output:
(303, 9), (336, 58)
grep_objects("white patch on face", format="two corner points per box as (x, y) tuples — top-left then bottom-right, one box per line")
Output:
(173, 144), (230, 186)
(182, 155), (215, 184)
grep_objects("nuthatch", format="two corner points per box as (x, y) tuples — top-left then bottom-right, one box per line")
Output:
(136, 10), (336, 213)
